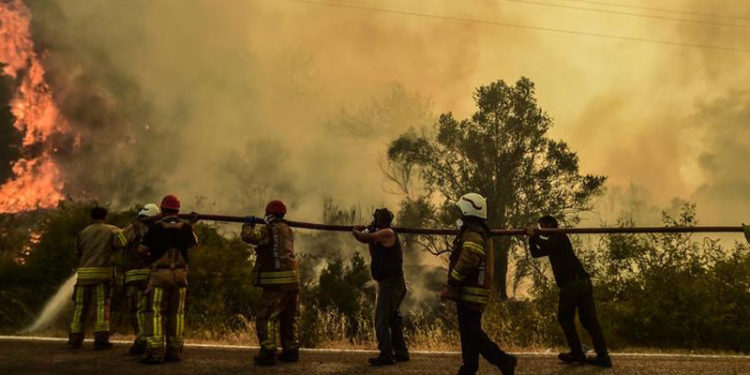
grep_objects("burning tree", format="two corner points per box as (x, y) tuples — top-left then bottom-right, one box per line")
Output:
(0, 0), (70, 213)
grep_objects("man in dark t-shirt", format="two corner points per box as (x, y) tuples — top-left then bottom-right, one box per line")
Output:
(526, 215), (611, 368)
(352, 208), (409, 366)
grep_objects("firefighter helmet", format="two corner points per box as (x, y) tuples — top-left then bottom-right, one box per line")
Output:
(456, 193), (487, 219)
(265, 199), (287, 216)
(160, 195), (181, 211)
(138, 203), (161, 218)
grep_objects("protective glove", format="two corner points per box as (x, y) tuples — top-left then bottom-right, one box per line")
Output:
(440, 284), (459, 302)
(244, 215), (259, 227)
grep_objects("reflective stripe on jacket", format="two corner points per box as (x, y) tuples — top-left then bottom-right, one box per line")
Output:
(446, 223), (494, 311)
(241, 220), (300, 291)
(76, 221), (127, 284)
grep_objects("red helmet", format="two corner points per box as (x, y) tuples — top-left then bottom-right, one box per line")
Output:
(160, 194), (181, 211)
(265, 199), (287, 216)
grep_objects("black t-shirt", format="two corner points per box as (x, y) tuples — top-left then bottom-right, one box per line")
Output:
(141, 216), (198, 264)
(369, 233), (404, 282)
(529, 233), (589, 287)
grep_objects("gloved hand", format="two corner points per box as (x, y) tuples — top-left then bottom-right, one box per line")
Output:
(187, 211), (200, 225)
(244, 215), (259, 227)
(440, 284), (459, 302)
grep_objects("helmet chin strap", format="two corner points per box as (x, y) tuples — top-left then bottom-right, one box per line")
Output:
(455, 218), (464, 230)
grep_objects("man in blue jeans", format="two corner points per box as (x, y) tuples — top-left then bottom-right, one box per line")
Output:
(353, 208), (409, 366)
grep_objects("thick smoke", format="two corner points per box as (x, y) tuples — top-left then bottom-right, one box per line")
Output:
(20, 0), (750, 227)
(24, 0), (498, 219)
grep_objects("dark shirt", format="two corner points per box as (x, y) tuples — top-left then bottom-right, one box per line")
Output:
(529, 233), (589, 287)
(369, 233), (404, 282)
(141, 216), (198, 264)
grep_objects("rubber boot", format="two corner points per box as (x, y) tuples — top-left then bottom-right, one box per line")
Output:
(94, 331), (113, 350)
(254, 349), (276, 366)
(129, 339), (146, 355)
(165, 345), (183, 362)
(68, 332), (83, 349)
(141, 350), (165, 365)
(278, 348), (299, 363)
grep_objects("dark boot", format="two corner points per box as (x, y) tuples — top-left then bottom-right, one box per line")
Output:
(497, 354), (517, 375)
(278, 348), (299, 363)
(254, 349), (276, 366)
(129, 339), (146, 355)
(368, 354), (395, 366)
(558, 351), (587, 364)
(586, 354), (613, 368)
(165, 346), (183, 362)
(394, 352), (410, 362)
(68, 332), (83, 349)
(93, 331), (113, 350)
(141, 351), (164, 365)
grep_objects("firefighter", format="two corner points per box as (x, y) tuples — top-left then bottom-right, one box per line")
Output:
(352, 208), (409, 366)
(525, 215), (611, 368)
(241, 199), (300, 366)
(69, 206), (128, 349)
(139, 195), (198, 364)
(120, 203), (160, 355)
(440, 193), (517, 375)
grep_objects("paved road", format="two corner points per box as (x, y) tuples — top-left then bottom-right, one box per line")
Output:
(1, 338), (749, 375)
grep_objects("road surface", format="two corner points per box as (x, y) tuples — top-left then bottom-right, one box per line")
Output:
(0, 337), (748, 375)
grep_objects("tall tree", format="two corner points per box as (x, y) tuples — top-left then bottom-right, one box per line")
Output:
(387, 77), (605, 299)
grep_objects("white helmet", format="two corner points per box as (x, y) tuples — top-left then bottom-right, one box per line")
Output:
(456, 193), (487, 219)
(138, 203), (161, 218)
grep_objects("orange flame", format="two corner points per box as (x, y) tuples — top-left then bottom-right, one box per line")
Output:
(0, 0), (69, 213)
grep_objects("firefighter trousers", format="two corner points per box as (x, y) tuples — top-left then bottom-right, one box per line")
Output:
(125, 282), (148, 348)
(256, 289), (300, 353)
(456, 302), (511, 375)
(142, 285), (187, 359)
(69, 283), (111, 345)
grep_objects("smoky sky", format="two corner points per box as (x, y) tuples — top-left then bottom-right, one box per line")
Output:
(16, 0), (750, 226)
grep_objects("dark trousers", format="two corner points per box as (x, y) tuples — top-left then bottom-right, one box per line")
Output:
(256, 289), (300, 353)
(558, 278), (608, 355)
(457, 302), (509, 375)
(375, 277), (408, 358)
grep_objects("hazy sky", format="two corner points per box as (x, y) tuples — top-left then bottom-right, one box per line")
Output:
(26, 0), (750, 226)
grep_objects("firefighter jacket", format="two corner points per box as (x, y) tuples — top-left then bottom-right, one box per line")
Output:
(120, 221), (153, 285)
(241, 220), (300, 291)
(445, 221), (494, 311)
(76, 221), (128, 285)
(140, 216), (198, 288)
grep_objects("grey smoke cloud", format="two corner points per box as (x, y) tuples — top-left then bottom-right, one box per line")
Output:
(21, 0), (750, 227)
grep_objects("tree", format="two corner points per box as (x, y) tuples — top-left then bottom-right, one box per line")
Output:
(387, 77), (605, 299)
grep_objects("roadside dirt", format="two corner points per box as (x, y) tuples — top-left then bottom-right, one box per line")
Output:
(1, 338), (749, 375)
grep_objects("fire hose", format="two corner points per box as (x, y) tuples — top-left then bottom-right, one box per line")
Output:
(178, 213), (746, 236)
